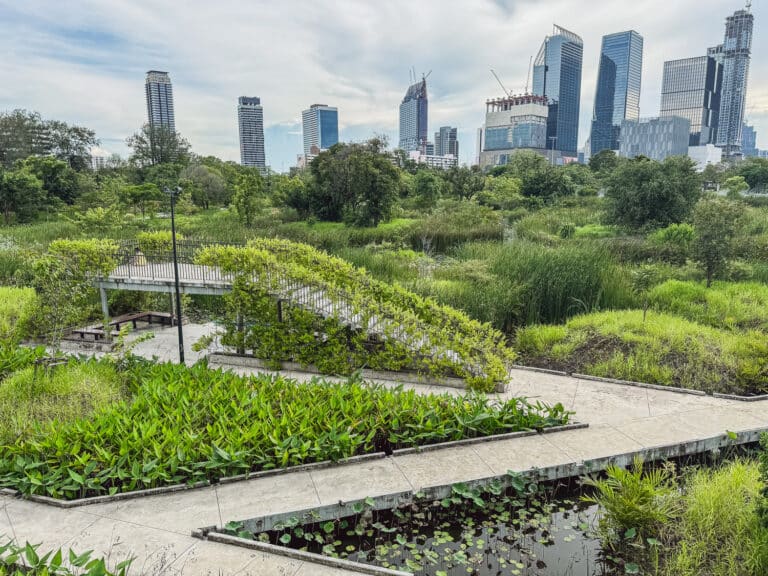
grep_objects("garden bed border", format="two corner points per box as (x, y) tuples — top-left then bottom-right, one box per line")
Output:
(208, 352), (507, 392)
(2, 424), (586, 508)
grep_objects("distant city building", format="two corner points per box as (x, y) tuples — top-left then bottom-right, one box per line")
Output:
(532, 25), (584, 157)
(145, 71), (175, 131)
(478, 94), (550, 167)
(434, 126), (459, 157)
(714, 7), (754, 157)
(619, 116), (690, 162)
(302, 104), (338, 156)
(90, 147), (110, 171)
(660, 55), (723, 146)
(237, 97), (266, 169)
(742, 123), (758, 157)
(408, 150), (458, 170)
(399, 78), (428, 152)
(590, 30), (644, 156)
(688, 144), (723, 170)
(425, 142), (435, 156)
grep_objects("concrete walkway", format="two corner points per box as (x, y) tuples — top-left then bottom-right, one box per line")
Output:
(7, 324), (768, 576)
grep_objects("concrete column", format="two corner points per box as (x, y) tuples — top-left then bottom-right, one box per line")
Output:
(100, 287), (111, 342)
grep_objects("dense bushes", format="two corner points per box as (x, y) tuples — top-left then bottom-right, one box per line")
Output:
(0, 287), (36, 341)
(0, 359), (569, 499)
(198, 239), (515, 391)
(516, 310), (768, 395)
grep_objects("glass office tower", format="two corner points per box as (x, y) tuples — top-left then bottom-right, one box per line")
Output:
(532, 25), (583, 157)
(590, 31), (643, 155)
(399, 78), (429, 152)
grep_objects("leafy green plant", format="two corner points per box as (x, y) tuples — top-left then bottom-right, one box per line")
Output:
(0, 540), (132, 576)
(0, 358), (569, 500)
(582, 457), (680, 550)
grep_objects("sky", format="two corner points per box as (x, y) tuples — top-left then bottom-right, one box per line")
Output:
(0, 0), (765, 172)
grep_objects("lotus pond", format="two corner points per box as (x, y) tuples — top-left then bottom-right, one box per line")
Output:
(222, 475), (616, 576)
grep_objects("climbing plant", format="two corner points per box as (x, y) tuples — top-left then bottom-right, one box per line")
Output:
(197, 239), (515, 391)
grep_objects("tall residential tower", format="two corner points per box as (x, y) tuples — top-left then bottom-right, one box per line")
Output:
(532, 25), (583, 157)
(434, 126), (459, 157)
(590, 31), (643, 156)
(714, 6), (754, 157)
(302, 104), (338, 156)
(145, 71), (175, 131)
(237, 97), (266, 169)
(399, 78), (428, 152)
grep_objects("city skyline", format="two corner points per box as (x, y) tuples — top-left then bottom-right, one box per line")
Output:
(0, 1), (764, 170)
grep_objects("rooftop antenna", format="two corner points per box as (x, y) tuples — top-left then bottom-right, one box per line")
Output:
(423, 70), (432, 82)
(525, 55), (533, 94)
(490, 69), (512, 97)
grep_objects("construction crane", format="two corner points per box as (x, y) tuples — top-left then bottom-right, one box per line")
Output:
(490, 69), (512, 97)
(524, 55), (533, 95)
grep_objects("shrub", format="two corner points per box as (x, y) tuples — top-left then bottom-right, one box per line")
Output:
(0, 359), (570, 499)
(136, 230), (183, 254)
(0, 287), (37, 342)
(516, 310), (768, 395)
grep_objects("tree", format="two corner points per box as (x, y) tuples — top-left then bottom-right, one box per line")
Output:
(274, 176), (311, 217)
(180, 163), (228, 207)
(500, 150), (574, 200)
(308, 139), (399, 225)
(0, 110), (97, 170)
(693, 196), (744, 287)
(723, 175), (749, 199)
(738, 157), (768, 192)
(119, 183), (163, 217)
(606, 156), (701, 230)
(476, 175), (523, 210)
(22, 156), (80, 204)
(126, 124), (191, 166)
(233, 172), (264, 226)
(413, 170), (443, 210)
(588, 149), (619, 173)
(443, 165), (485, 201)
(0, 168), (45, 224)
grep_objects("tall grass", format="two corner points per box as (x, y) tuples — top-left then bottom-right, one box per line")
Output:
(0, 287), (37, 342)
(453, 241), (635, 326)
(0, 360), (125, 443)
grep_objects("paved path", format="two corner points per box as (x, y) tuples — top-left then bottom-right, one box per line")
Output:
(8, 324), (768, 576)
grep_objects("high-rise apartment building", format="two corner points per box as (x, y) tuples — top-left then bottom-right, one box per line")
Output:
(237, 97), (266, 169)
(660, 56), (723, 146)
(302, 104), (338, 156)
(434, 126), (458, 157)
(145, 71), (175, 131)
(590, 31), (643, 156)
(714, 7), (754, 157)
(399, 78), (428, 152)
(532, 25), (583, 157)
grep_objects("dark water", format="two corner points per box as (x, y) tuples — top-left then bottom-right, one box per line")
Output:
(248, 488), (616, 576)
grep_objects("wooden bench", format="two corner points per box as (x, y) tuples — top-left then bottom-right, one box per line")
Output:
(71, 327), (120, 341)
(110, 311), (175, 331)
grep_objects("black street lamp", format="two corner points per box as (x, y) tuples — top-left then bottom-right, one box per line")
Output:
(165, 186), (185, 363)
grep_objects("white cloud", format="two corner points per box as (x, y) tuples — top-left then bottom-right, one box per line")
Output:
(0, 0), (764, 169)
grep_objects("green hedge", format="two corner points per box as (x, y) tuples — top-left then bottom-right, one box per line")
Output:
(516, 310), (768, 395)
(0, 359), (569, 500)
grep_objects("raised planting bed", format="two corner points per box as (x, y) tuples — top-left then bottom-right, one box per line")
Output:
(0, 358), (571, 502)
(205, 474), (610, 576)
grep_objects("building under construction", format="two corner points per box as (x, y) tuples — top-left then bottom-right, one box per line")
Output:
(478, 94), (555, 168)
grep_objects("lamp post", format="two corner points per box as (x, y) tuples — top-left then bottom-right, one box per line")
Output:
(165, 186), (185, 364)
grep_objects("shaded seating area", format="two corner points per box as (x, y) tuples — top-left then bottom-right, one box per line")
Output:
(70, 311), (175, 341)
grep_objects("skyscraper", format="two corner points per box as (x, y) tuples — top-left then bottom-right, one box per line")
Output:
(532, 25), (583, 157)
(145, 71), (175, 131)
(238, 97), (266, 169)
(714, 6), (754, 157)
(660, 55), (723, 146)
(742, 123), (757, 156)
(399, 78), (428, 152)
(590, 31), (643, 156)
(301, 104), (338, 156)
(434, 126), (458, 157)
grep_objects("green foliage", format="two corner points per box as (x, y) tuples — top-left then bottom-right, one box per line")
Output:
(454, 240), (634, 325)
(605, 156), (701, 230)
(582, 458), (680, 550)
(589, 149), (619, 173)
(0, 359), (569, 499)
(136, 230), (183, 254)
(693, 196), (744, 287)
(649, 280), (768, 332)
(0, 360), (125, 443)
(412, 201), (504, 253)
(499, 150), (575, 200)
(126, 123), (191, 167)
(232, 170), (265, 226)
(0, 539), (132, 576)
(0, 286), (37, 342)
(412, 170), (443, 211)
(516, 310), (768, 395)
(738, 157), (768, 191)
(724, 175), (750, 199)
(22, 157), (79, 205)
(442, 165), (485, 201)
(0, 167), (46, 224)
(197, 239), (515, 390)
